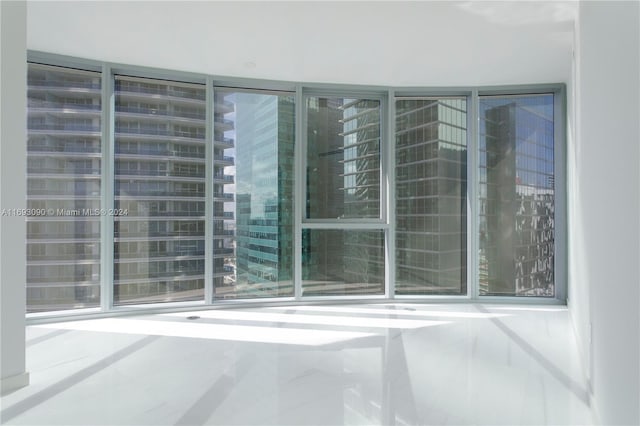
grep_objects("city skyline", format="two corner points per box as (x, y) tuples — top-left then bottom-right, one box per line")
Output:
(24, 63), (557, 313)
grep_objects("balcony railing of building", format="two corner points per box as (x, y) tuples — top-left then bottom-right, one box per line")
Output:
(115, 150), (205, 160)
(212, 174), (234, 183)
(213, 230), (235, 237)
(115, 86), (206, 101)
(114, 190), (205, 197)
(27, 190), (101, 197)
(115, 128), (205, 139)
(28, 124), (101, 132)
(28, 80), (101, 90)
(114, 170), (206, 178)
(27, 232), (101, 240)
(28, 100), (102, 111)
(113, 270), (205, 282)
(115, 251), (205, 260)
(213, 155), (234, 164)
(213, 211), (234, 219)
(27, 168), (100, 175)
(118, 211), (205, 218)
(213, 248), (234, 256)
(213, 192), (234, 200)
(215, 100), (235, 113)
(27, 255), (101, 263)
(212, 265), (235, 277)
(115, 106), (205, 120)
(213, 119), (234, 132)
(28, 146), (102, 154)
(213, 137), (234, 147)
(214, 117), (234, 126)
(114, 230), (205, 238)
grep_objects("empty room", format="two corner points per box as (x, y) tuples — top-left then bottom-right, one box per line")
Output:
(1, 1), (638, 425)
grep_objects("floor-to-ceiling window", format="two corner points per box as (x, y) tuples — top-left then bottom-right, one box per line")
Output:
(212, 88), (295, 299)
(24, 53), (564, 316)
(26, 63), (102, 313)
(478, 94), (556, 297)
(113, 76), (207, 305)
(302, 95), (386, 296)
(394, 97), (468, 295)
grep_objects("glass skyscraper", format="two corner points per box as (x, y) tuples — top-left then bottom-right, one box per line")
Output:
(214, 90), (295, 299)
(395, 98), (468, 295)
(303, 97), (385, 296)
(479, 95), (555, 296)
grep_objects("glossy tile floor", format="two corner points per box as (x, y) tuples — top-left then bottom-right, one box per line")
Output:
(1, 303), (593, 425)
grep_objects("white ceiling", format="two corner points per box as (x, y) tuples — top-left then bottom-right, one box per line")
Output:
(27, 1), (576, 87)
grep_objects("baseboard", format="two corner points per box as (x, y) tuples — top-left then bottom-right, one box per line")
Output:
(1, 371), (29, 395)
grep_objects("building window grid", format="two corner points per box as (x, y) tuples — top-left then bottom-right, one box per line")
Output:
(24, 55), (564, 316)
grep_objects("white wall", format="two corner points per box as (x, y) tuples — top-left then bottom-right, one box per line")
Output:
(26, 1), (574, 86)
(567, 1), (591, 400)
(573, 1), (639, 424)
(0, 0), (29, 395)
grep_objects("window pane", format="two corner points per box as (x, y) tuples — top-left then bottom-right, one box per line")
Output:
(114, 76), (206, 305)
(213, 90), (295, 299)
(302, 230), (384, 296)
(26, 63), (102, 312)
(479, 94), (555, 297)
(395, 98), (468, 295)
(306, 97), (381, 219)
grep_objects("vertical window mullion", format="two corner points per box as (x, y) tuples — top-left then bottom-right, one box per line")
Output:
(101, 64), (114, 311)
(204, 78), (214, 304)
(386, 89), (395, 299)
(294, 84), (304, 300)
(469, 89), (480, 300)
(553, 88), (567, 302)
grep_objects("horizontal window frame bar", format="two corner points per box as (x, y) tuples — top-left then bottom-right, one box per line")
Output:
(213, 85), (296, 96)
(301, 221), (388, 229)
(24, 294), (566, 325)
(395, 95), (469, 101)
(477, 85), (565, 97)
(302, 90), (387, 101)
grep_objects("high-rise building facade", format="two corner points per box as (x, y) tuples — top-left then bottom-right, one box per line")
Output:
(395, 98), (468, 295)
(303, 97), (385, 296)
(113, 76), (207, 304)
(211, 91), (237, 296)
(26, 63), (102, 312)
(479, 95), (555, 296)
(214, 90), (295, 299)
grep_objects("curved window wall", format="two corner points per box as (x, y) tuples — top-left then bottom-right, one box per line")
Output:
(25, 53), (566, 316)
